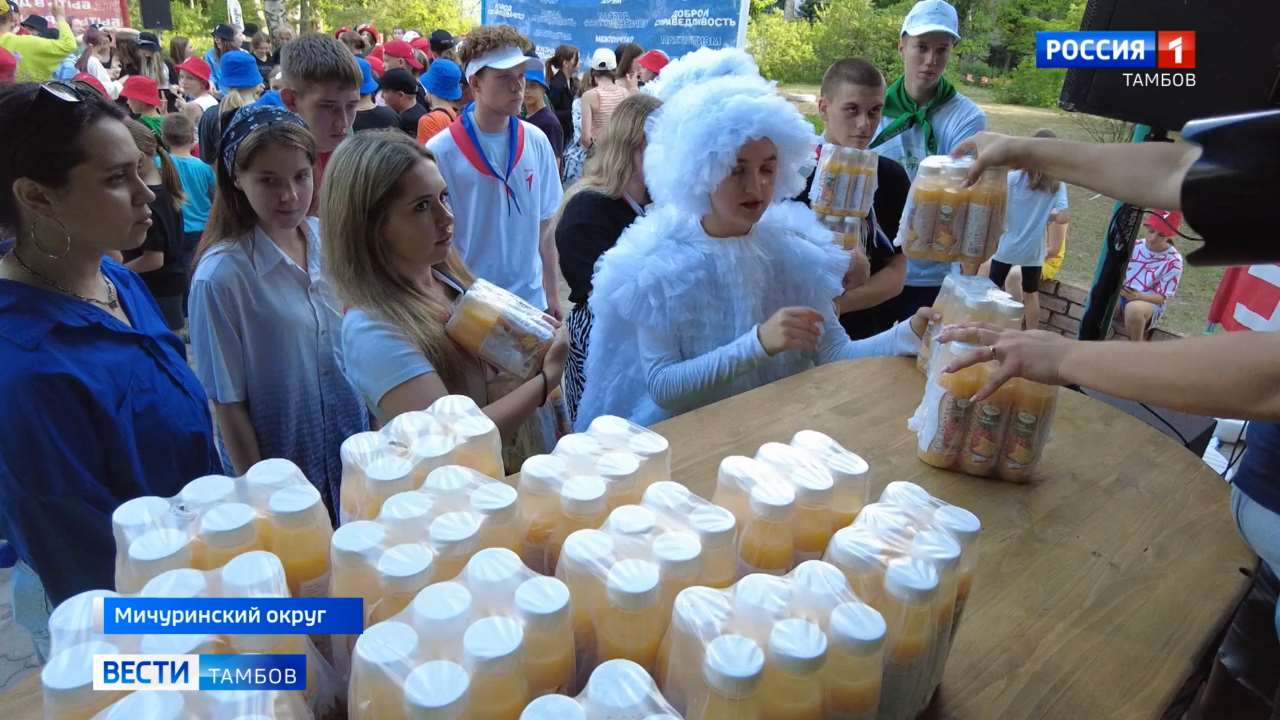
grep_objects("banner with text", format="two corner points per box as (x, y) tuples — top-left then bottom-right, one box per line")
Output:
(482, 0), (750, 62)
(15, 0), (129, 31)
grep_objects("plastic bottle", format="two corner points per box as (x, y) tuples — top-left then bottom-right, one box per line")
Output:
(712, 456), (760, 526)
(140, 567), (207, 598)
(556, 529), (614, 674)
(441, 398), (503, 479)
(463, 616), (530, 720)
(932, 505), (982, 638)
(653, 530), (703, 615)
(737, 482), (796, 575)
(811, 144), (842, 215)
(905, 158), (944, 257)
(519, 694), (585, 720)
(596, 452), (644, 507)
(410, 581), (473, 660)
(340, 431), (387, 523)
(689, 505), (738, 589)
(219, 551), (297, 654)
(983, 168), (1009, 260)
(790, 430), (870, 527)
(957, 361), (1015, 477)
(123, 528), (192, 594)
(515, 576), (576, 696)
(729, 573), (791, 646)
(518, 454), (569, 574)
(759, 618), (827, 720)
(656, 586), (733, 714)
(596, 558), (664, 672)
(825, 526), (890, 610)
(911, 529), (963, 708)
(381, 491), (436, 544)
(917, 348), (984, 470)
(961, 167), (1000, 263)
(428, 511), (482, 581)
(0, 541), (38, 693)
(878, 557), (940, 720)
(998, 381), (1056, 482)
(844, 148), (868, 217)
(687, 634), (764, 720)
(363, 455), (418, 523)
(935, 161), (972, 260)
(331, 521), (389, 667)
(607, 505), (658, 537)
(179, 474), (237, 511)
(583, 658), (660, 718)
(464, 548), (526, 614)
(789, 560), (851, 628)
(822, 601), (886, 720)
(553, 475), (608, 572)
(350, 620), (419, 720)
(244, 458), (307, 509)
(195, 502), (260, 571)
(110, 495), (171, 592)
(589, 416), (673, 490)
(403, 660), (470, 720)
(266, 484), (333, 597)
(471, 482), (522, 555)
(47, 589), (116, 654)
(373, 543), (435, 623)
(42, 640), (124, 720)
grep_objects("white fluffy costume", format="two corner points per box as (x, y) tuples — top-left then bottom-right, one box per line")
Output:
(574, 52), (920, 430)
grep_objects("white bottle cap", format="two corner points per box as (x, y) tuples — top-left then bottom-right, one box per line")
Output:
(884, 556), (940, 605)
(732, 573), (792, 619)
(180, 474), (237, 508)
(377, 543), (435, 595)
(790, 559), (852, 598)
(555, 433), (604, 460)
(716, 455), (761, 495)
(590, 415), (670, 460)
(453, 413), (499, 445)
(42, 640), (118, 699)
(880, 481), (932, 510)
(267, 484), (322, 529)
(199, 502), (258, 548)
(641, 481), (692, 513)
(515, 575), (571, 631)
(141, 567), (208, 598)
(748, 482), (795, 521)
(756, 443), (834, 505)
(407, 434), (455, 466)
(585, 415), (634, 445)
(768, 618), (828, 675)
(702, 634), (764, 698)
(671, 586), (733, 636)
(341, 430), (387, 466)
(829, 601), (886, 656)
(98, 689), (185, 719)
(606, 558), (660, 611)
(853, 502), (913, 535)
(429, 512), (482, 556)
(520, 694), (585, 720)
(381, 491), (436, 538)
(425, 465), (484, 494)
(412, 581), (473, 636)
(127, 528), (191, 574)
(470, 482), (518, 522)
(220, 550), (288, 596)
(245, 458), (306, 502)
(404, 660), (470, 720)
(332, 521), (388, 565)
(464, 547), (525, 598)
(111, 496), (171, 537)
(561, 529), (615, 571)
(520, 454), (569, 494)
(385, 409), (443, 445)
(560, 475), (607, 518)
(596, 452), (641, 495)
(585, 658), (657, 711)
(910, 529), (962, 573)
(933, 504), (982, 547)
(432, 394), (484, 419)
(627, 427), (670, 461)
(48, 589), (117, 640)
(792, 430), (870, 482)
(355, 620), (419, 666)
(364, 455), (417, 496)
(689, 504), (736, 548)
(607, 505), (656, 535)
(463, 616), (524, 671)
(140, 631), (221, 655)
(653, 531), (702, 580)
(826, 526), (889, 574)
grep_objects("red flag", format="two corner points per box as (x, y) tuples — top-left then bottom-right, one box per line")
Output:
(1208, 264), (1280, 332)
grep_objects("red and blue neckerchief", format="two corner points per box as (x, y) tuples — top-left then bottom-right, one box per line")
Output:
(448, 102), (526, 216)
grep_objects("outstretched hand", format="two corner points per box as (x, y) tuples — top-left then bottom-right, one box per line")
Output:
(936, 323), (1071, 401)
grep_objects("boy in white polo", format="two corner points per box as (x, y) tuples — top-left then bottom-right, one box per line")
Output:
(427, 25), (564, 318)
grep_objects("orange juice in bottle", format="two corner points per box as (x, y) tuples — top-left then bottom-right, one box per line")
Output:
(983, 168), (1010, 260)
(428, 511), (482, 581)
(362, 455), (418, 522)
(266, 484), (333, 597)
(998, 380), (1056, 482)
(596, 559), (665, 672)
(331, 520), (388, 674)
(729, 573), (791, 646)
(790, 470), (837, 561)
(463, 616), (531, 720)
(515, 575), (576, 696)
(517, 454), (568, 574)
(219, 551), (292, 653)
(790, 430), (869, 527)
(759, 618), (827, 720)
(918, 349), (984, 470)
(878, 557), (940, 720)
(687, 634), (765, 720)
(906, 158), (945, 258)
(195, 502), (260, 571)
(552, 475), (608, 572)
(934, 160), (972, 261)
(373, 543), (435, 623)
(111, 496), (172, 593)
(931, 504), (982, 638)
(789, 559), (851, 627)
(403, 660), (470, 720)
(41, 640), (126, 720)
(470, 482), (522, 555)
(690, 504), (739, 589)
(123, 528), (192, 594)
(582, 658), (663, 718)
(910, 529), (962, 707)
(657, 586), (733, 714)
(244, 457), (307, 511)
(350, 620), (419, 720)
(596, 452), (643, 507)
(339, 431), (385, 523)
(380, 490), (435, 544)
(410, 581), (473, 659)
(811, 144), (843, 215)
(654, 530), (703, 615)
(556, 529), (614, 676)
(712, 456), (758, 527)
(957, 362), (1015, 477)
(464, 547), (526, 611)
(961, 166), (1000, 263)
(822, 601), (886, 720)
(824, 526), (889, 609)
(737, 482), (796, 575)
(180, 473), (237, 511)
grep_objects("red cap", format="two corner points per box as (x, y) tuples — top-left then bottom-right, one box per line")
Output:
(410, 36), (431, 51)
(366, 55), (385, 77)
(383, 40), (423, 70)
(1144, 209), (1183, 237)
(369, 44), (385, 61)
(636, 49), (670, 76)
(72, 72), (109, 98)
(175, 56), (212, 87)
(0, 48), (15, 83)
(120, 75), (162, 108)
(334, 26), (351, 39)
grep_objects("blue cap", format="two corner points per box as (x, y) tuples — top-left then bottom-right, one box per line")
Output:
(255, 89), (286, 108)
(420, 58), (463, 102)
(524, 67), (549, 91)
(220, 50), (263, 90)
(356, 57), (379, 95)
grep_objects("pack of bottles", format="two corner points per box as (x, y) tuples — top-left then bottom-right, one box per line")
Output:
(340, 394), (504, 523)
(348, 548), (575, 719)
(45, 551), (341, 719)
(899, 156), (1008, 265)
(554, 481), (738, 693)
(329, 465), (521, 677)
(910, 340), (1059, 482)
(520, 659), (680, 720)
(653, 561), (886, 720)
(516, 416), (672, 575)
(916, 274), (1025, 374)
(711, 431), (871, 577)
(111, 458), (332, 601)
(446, 278), (558, 381)
(811, 144), (879, 221)
(822, 482), (982, 720)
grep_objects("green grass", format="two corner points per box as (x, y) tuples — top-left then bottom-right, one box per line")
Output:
(782, 83), (1219, 337)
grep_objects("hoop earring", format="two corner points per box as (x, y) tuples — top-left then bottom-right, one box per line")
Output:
(30, 217), (72, 260)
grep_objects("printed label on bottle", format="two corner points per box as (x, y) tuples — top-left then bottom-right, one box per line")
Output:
(1003, 412), (1039, 469)
(962, 203), (990, 257)
(929, 393), (971, 456)
(966, 403), (1004, 466)
(814, 168), (839, 212)
(301, 571), (331, 598)
(912, 201), (938, 252)
(479, 311), (551, 380)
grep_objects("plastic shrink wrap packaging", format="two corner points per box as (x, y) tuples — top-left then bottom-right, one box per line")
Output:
(446, 278), (556, 381)
(520, 659), (680, 720)
(810, 144), (880, 252)
(899, 156), (1008, 265)
(916, 274), (1025, 374)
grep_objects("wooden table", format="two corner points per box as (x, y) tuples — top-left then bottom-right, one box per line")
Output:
(1, 358), (1253, 719)
(653, 357), (1253, 719)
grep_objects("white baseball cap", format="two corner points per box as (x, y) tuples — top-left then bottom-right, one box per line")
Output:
(901, 0), (961, 40)
(589, 47), (618, 71)
(463, 44), (543, 80)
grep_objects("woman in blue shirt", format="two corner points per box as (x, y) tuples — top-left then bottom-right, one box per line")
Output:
(0, 83), (220, 604)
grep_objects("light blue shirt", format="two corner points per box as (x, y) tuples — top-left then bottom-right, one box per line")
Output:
(188, 218), (367, 517)
(171, 154), (215, 234)
(992, 170), (1069, 267)
(341, 308), (434, 428)
(875, 91), (987, 287)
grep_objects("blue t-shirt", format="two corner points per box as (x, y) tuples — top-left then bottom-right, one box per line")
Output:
(1233, 421), (1280, 517)
(172, 154), (216, 234)
(992, 170), (1069, 267)
(340, 308), (437, 427)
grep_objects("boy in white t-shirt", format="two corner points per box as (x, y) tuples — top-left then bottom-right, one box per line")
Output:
(427, 25), (564, 318)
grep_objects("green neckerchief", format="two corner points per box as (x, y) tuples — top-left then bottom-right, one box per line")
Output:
(870, 75), (957, 156)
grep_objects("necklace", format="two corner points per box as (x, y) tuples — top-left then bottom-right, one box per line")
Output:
(6, 251), (120, 311)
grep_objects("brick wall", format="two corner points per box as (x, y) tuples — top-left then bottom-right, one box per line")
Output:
(1035, 279), (1180, 341)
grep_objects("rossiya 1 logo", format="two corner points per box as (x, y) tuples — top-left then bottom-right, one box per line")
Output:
(1035, 30), (1196, 88)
